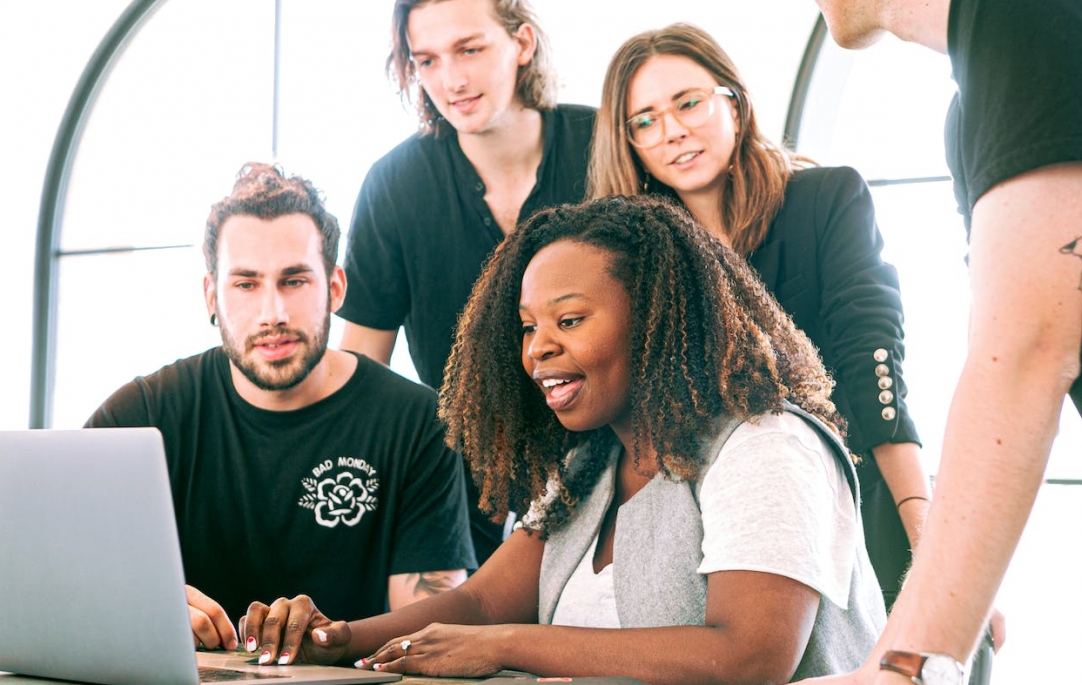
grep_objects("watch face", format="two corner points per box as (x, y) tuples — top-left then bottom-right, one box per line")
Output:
(922, 654), (965, 685)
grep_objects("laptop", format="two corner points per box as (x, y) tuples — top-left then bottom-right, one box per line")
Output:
(0, 428), (399, 685)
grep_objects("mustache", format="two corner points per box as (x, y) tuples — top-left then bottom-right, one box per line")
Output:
(244, 326), (310, 350)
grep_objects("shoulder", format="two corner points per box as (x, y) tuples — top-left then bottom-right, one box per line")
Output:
(348, 353), (440, 410)
(787, 166), (869, 201)
(703, 412), (846, 496)
(778, 166), (876, 241)
(126, 348), (223, 395)
(87, 348), (224, 426)
(551, 104), (597, 143)
(553, 103), (597, 124)
(364, 132), (451, 183)
(724, 412), (837, 458)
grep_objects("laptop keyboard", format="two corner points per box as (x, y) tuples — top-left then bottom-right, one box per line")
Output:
(199, 666), (291, 681)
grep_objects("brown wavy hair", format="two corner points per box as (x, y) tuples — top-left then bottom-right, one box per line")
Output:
(388, 0), (558, 136)
(439, 195), (842, 535)
(204, 162), (339, 279)
(587, 22), (811, 256)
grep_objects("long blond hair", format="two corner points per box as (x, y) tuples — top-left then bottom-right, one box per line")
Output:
(587, 23), (809, 256)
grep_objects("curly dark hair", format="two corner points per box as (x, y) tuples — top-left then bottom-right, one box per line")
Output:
(439, 195), (843, 535)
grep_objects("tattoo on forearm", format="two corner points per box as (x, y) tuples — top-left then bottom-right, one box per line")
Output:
(407, 571), (459, 598)
(1058, 235), (1082, 291)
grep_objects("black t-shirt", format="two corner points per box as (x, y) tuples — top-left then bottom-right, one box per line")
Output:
(85, 349), (476, 621)
(338, 104), (596, 391)
(945, 0), (1082, 235)
(945, 0), (1082, 410)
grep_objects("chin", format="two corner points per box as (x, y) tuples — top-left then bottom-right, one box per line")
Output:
(822, 15), (888, 49)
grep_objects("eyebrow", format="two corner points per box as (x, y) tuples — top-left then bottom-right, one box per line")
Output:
(628, 87), (702, 118)
(519, 293), (588, 310)
(411, 33), (487, 59)
(227, 264), (316, 279)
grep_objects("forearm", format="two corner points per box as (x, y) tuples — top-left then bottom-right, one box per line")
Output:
(870, 442), (930, 548)
(387, 570), (468, 610)
(338, 322), (396, 366)
(884, 344), (1071, 661)
(493, 624), (796, 685)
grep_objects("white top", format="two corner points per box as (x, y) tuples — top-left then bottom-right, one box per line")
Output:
(697, 411), (857, 609)
(550, 535), (621, 627)
(549, 411), (858, 627)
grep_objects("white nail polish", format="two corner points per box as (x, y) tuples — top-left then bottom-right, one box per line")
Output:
(258, 651), (271, 665)
(278, 654), (290, 665)
(246, 637), (257, 652)
(314, 629), (328, 643)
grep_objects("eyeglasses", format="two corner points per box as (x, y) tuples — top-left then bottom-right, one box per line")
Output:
(625, 86), (736, 149)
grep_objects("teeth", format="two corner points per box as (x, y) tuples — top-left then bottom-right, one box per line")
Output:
(542, 378), (570, 388)
(675, 151), (698, 164)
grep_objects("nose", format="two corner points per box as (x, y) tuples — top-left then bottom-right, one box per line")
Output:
(442, 57), (468, 93)
(259, 287), (288, 328)
(662, 109), (689, 142)
(525, 326), (560, 362)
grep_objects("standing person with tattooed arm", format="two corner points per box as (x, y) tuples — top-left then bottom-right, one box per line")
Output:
(795, 0), (1082, 683)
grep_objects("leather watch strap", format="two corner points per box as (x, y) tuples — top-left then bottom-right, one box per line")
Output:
(880, 650), (926, 682)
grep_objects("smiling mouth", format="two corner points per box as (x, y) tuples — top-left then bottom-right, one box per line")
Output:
(672, 151), (701, 165)
(451, 95), (481, 109)
(539, 376), (584, 411)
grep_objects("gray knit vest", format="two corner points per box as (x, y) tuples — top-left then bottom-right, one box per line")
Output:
(537, 404), (885, 680)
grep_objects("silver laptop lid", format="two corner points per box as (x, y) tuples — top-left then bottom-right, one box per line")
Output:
(0, 428), (198, 685)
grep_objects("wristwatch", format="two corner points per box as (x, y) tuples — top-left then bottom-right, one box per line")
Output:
(880, 650), (965, 685)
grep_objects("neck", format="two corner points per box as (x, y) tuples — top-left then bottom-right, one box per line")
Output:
(677, 189), (732, 247)
(611, 430), (659, 503)
(457, 106), (544, 174)
(883, 0), (951, 53)
(230, 349), (356, 412)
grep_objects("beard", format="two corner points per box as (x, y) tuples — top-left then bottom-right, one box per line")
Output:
(219, 311), (331, 392)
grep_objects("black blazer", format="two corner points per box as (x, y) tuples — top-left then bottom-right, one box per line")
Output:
(748, 166), (921, 461)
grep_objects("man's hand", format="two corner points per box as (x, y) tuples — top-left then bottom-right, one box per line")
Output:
(240, 595), (352, 666)
(186, 584), (237, 650)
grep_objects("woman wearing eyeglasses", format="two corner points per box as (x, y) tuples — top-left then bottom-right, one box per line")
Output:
(588, 22), (931, 612)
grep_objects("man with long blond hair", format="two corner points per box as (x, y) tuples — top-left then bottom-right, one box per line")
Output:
(336, 0), (595, 565)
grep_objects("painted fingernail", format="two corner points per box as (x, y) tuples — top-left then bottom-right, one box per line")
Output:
(314, 629), (328, 643)
(354, 658), (367, 668)
(278, 654), (290, 665)
(373, 663), (383, 671)
(246, 637), (257, 652)
(258, 651), (272, 665)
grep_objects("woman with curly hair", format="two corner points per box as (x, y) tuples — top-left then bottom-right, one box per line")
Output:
(240, 195), (885, 684)
(589, 22), (931, 611)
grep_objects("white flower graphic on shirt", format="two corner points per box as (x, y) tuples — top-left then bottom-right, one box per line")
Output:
(298, 460), (379, 528)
